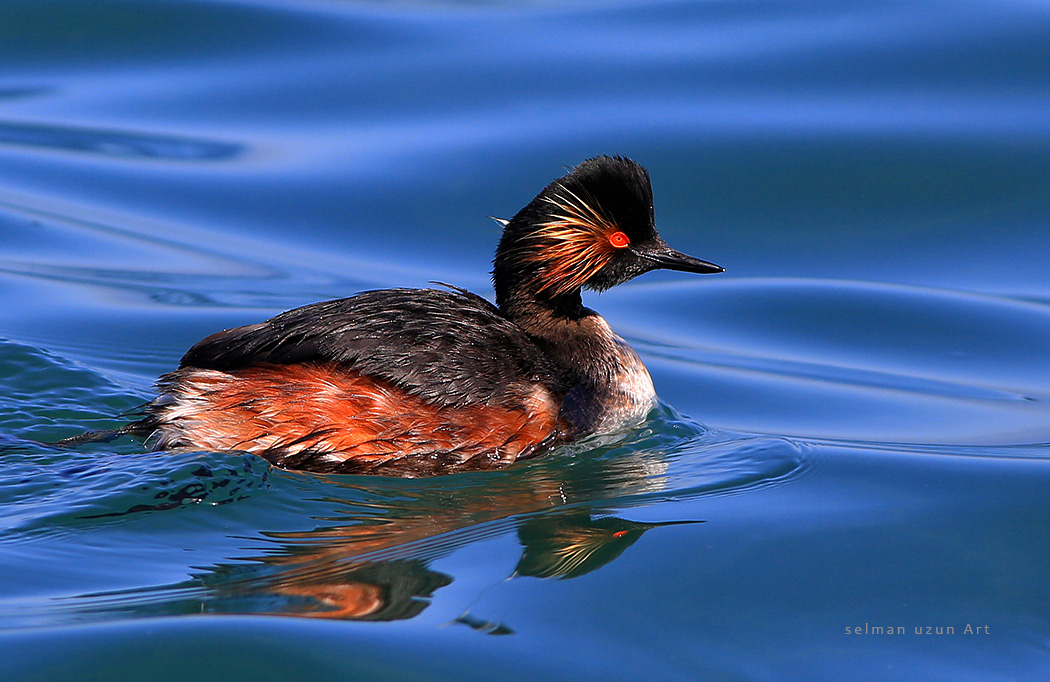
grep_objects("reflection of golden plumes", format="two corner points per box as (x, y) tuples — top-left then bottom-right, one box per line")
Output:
(523, 186), (622, 296)
(514, 514), (700, 580)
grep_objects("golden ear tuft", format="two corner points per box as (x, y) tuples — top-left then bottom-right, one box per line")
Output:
(517, 185), (623, 296)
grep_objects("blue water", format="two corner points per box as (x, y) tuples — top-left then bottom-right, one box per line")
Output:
(2, 0), (1050, 680)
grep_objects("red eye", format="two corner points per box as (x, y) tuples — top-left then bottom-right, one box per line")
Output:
(608, 231), (630, 249)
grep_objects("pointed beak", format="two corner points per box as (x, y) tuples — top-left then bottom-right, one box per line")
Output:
(637, 241), (724, 275)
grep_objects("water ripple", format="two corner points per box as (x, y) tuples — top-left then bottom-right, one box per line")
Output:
(0, 405), (798, 626)
(0, 120), (242, 161)
(608, 278), (1050, 445)
(0, 447), (270, 542)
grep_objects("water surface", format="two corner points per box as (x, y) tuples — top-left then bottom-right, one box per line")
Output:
(2, 1), (1049, 680)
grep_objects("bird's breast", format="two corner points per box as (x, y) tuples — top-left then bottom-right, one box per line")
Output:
(554, 325), (657, 437)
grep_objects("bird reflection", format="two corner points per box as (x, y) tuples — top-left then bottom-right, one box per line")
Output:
(64, 436), (705, 625)
(270, 559), (452, 621)
(239, 446), (698, 623)
(514, 513), (698, 580)
(251, 512), (697, 622)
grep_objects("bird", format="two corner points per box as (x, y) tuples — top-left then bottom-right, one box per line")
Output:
(71, 155), (723, 476)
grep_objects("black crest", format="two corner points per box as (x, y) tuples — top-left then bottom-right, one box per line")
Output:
(493, 156), (720, 311)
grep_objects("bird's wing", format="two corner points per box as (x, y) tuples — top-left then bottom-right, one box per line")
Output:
(177, 288), (562, 408)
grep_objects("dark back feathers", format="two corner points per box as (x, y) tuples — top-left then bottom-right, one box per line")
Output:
(179, 288), (563, 408)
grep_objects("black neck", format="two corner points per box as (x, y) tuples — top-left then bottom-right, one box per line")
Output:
(496, 282), (649, 438)
(497, 287), (586, 324)
(498, 286), (620, 392)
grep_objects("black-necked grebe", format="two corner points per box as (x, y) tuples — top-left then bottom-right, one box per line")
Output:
(90, 156), (723, 476)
